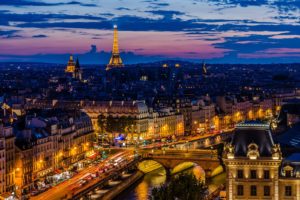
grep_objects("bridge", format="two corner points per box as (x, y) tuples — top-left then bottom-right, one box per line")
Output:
(138, 149), (222, 179)
(158, 131), (232, 150)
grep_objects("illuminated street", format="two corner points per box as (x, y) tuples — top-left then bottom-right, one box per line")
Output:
(31, 150), (134, 200)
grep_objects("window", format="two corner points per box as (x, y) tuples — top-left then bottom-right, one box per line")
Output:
(286, 170), (292, 178)
(250, 185), (257, 196)
(237, 170), (243, 179)
(264, 170), (270, 179)
(285, 186), (292, 196)
(250, 170), (257, 179)
(264, 186), (270, 196)
(237, 185), (244, 196)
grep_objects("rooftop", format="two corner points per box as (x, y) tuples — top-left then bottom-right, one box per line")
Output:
(232, 121), (274, 157)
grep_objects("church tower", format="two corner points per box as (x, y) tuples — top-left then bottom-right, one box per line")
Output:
(73, 57), (82, 80)
(65, 55), (76, 73)
(106, 25), (124, 70)
(202, 61), (207, 76)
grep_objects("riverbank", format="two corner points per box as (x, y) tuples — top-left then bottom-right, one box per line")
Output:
(102, 171), (144, 200)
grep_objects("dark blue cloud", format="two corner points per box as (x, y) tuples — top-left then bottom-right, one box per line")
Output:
(32, 34), (47, 38)
(0, 30), (19, 36)
(0, 10), (105, 23)
(0, 30), (23, 38)
(148, 10), (184, 19)
(116, 7), (130, 11)
(0, 0), (96, 7)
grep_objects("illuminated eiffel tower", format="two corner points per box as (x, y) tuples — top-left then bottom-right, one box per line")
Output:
(106, 25), (124, 70)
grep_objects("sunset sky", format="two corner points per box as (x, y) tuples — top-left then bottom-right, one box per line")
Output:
(1, 0), (300, 64)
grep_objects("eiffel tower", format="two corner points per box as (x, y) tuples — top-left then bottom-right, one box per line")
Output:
(106, 25), (124, 70)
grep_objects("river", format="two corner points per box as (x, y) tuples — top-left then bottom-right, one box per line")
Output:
(115, 166), (226, 200)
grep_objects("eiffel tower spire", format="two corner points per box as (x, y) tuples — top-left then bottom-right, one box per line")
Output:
(106, 25), (124, 70)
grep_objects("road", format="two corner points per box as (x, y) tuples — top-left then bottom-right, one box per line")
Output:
(31, 150), (134, 200)
(141, 128), (234, 150)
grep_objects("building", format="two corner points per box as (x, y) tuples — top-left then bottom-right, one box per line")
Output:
(191, 100), (216, 134)
(73, 58), (82, 80)
(279, 153), (300, 200)
(0, 124), (15, 199)
(148, 108), (184, 140)
(106, 25), (124, 70)
(223, 121), (300, 200)
(83, 101), (184, 144)
(14, 109), (94, 197)
(65, 55), (76, 73)
(65, 55), (82, 81)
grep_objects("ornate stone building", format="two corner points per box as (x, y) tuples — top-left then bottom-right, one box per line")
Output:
(224, 121), (300, 200)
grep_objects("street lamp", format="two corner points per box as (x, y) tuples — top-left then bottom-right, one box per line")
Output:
(210, 146), (214, 158)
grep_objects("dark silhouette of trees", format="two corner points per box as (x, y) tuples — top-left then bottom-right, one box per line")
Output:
(97, 115), (136, 133)
(151, 173), (208, 200)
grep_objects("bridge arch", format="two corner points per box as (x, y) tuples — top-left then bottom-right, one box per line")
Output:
(138, 159), (212, 181)
(171, 162), (206, 182)
(138, 159), (166, 174)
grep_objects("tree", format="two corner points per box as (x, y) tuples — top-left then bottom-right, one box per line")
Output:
(151, 173), (208, 200)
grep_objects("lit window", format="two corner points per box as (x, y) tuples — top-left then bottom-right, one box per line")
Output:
(286, 170), (292, 178)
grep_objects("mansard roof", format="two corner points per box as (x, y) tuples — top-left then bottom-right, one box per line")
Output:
(231, 121), (274, 157)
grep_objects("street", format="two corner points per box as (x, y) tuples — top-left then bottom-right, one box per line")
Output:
(31, 150), (134, 200)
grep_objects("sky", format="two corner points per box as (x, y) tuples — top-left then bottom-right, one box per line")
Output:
(0, 0), (300, 64)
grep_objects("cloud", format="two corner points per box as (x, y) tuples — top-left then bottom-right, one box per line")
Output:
(0, 45), (169, 64)
(0, 30), (19, 37)
(0, 0), (300, 63)
(32, 34), (47, 38)
(89, 45), (97, 53)
(0, 0), (96, 7)
(116, 7), (130, 11)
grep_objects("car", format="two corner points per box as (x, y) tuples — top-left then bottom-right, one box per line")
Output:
(30, 190), (40, 196)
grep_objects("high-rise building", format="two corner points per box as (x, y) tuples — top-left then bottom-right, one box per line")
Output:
(106, 25), (124, 70)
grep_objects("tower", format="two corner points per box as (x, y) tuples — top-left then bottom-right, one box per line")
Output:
(65, 55), (75, 73)
(202, 61), (207, 76)
(73, 57), (82, 80)
(106, 25), (124, 70)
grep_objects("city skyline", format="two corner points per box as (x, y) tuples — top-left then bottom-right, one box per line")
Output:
(1, 0), (300, 64)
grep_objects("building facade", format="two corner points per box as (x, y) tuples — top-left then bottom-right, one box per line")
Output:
(224, 122), (300, 200)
